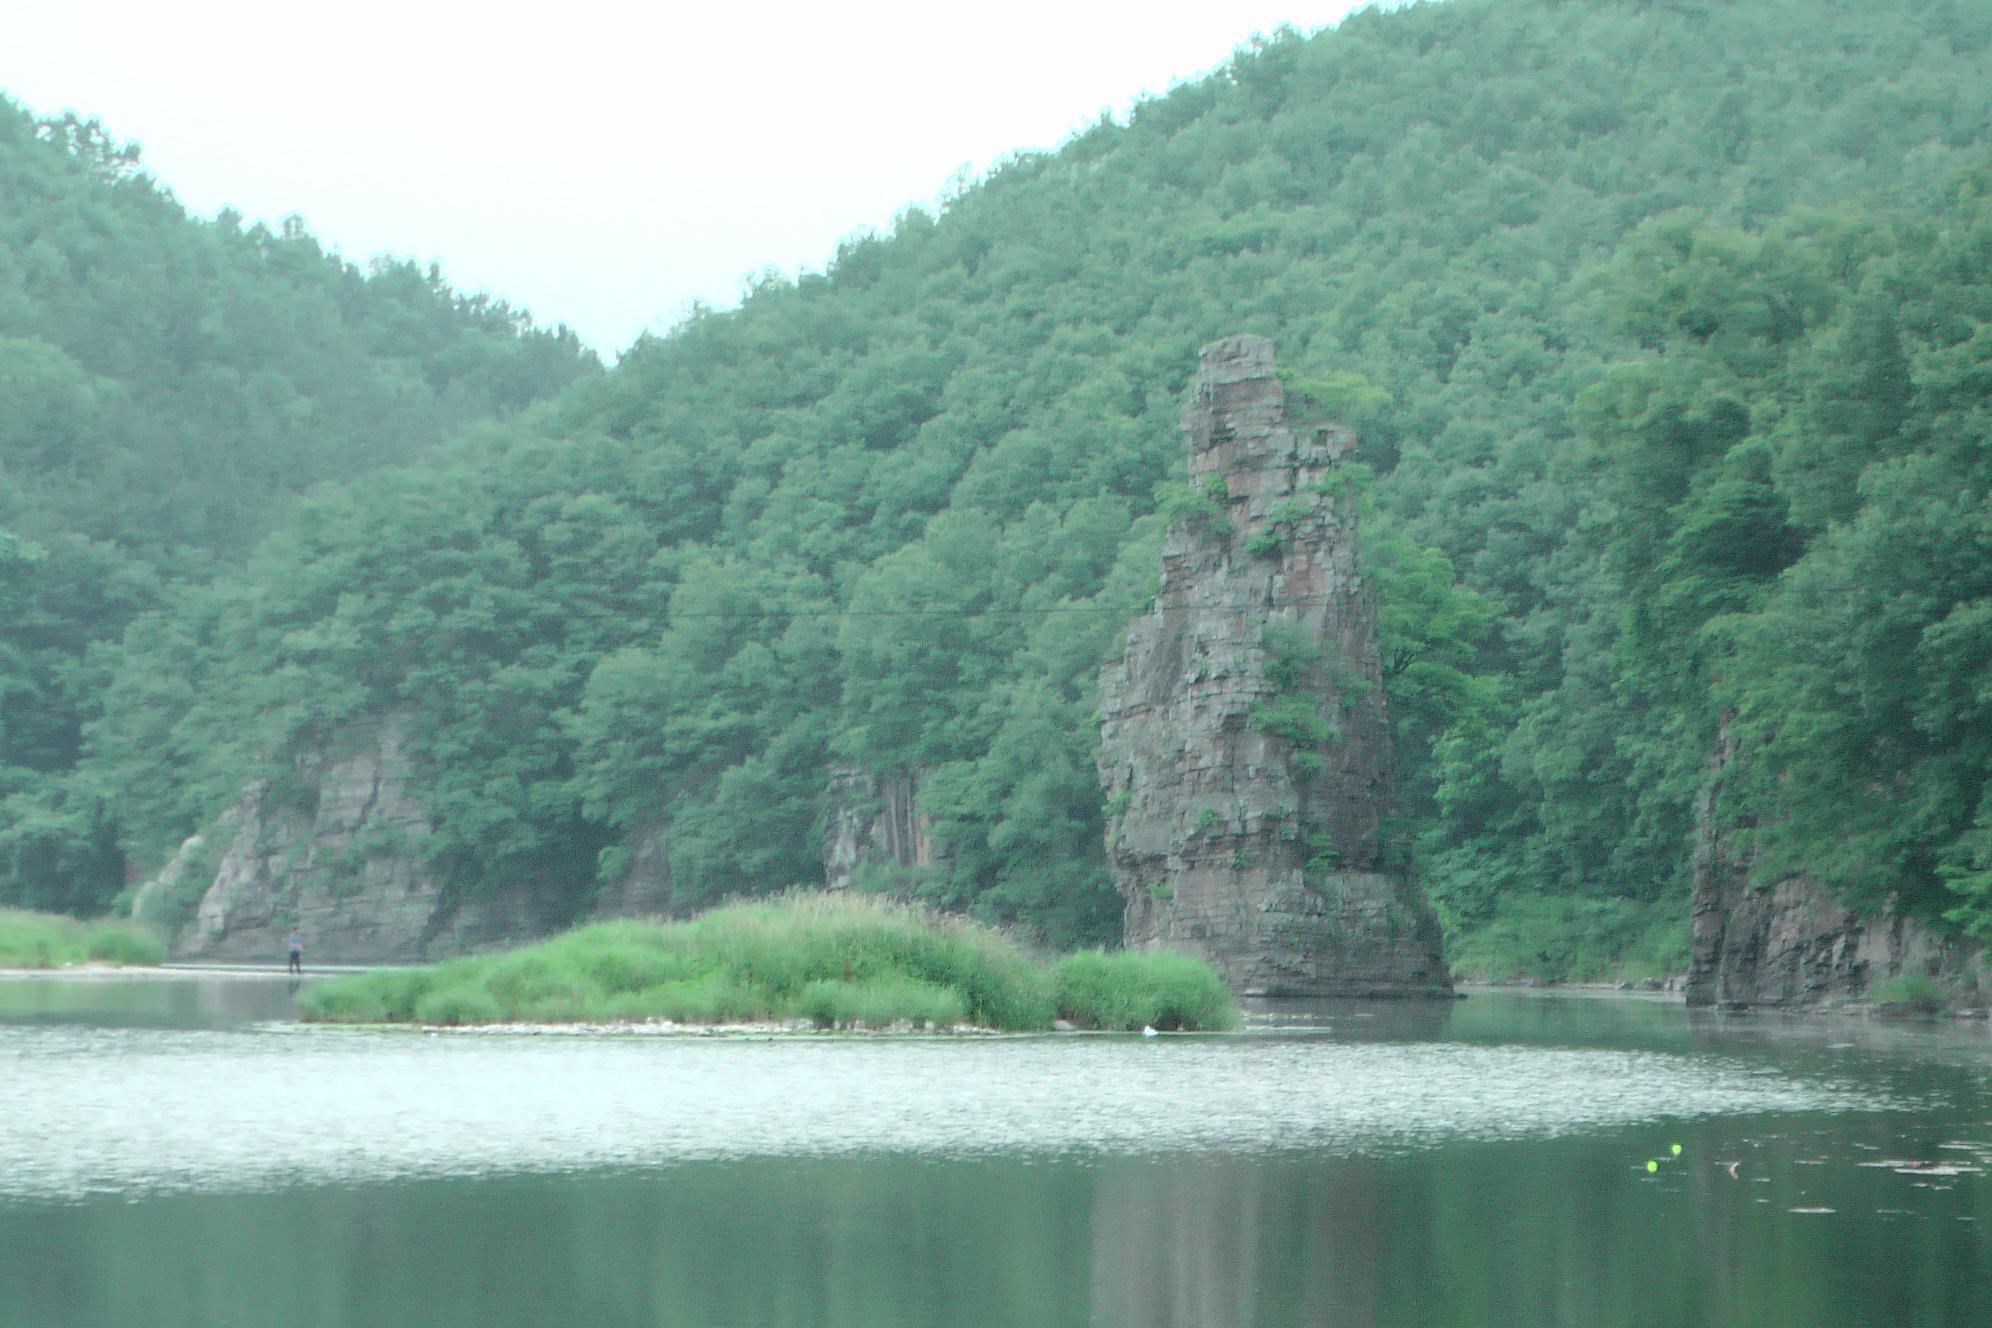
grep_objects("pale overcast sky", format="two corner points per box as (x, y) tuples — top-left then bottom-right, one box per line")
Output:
(3, 1), (1376, 355)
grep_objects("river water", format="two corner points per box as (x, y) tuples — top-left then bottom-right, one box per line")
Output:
(0, 976), (1986, 1326)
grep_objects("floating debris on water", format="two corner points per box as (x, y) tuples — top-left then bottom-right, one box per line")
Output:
(1859, 1160), (1983, 1175)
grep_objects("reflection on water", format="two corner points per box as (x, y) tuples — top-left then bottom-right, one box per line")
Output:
(0, 977), (1988, 1328)
(0, 971), (300, 1029)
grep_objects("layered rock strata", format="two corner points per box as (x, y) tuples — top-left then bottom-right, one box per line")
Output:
(134, 717), (946, 960)
(823, 766), (936, 891)
(1096, 335), (1451, 997)
(136, 711), (573, 962)
(1687, 715), (1985, 1007)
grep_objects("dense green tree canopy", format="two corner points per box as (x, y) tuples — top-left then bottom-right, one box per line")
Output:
(9, 0), (1990, 959)
(0, 97), (597, 909)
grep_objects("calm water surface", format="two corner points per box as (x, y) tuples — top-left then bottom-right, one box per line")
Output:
(1, 975), (1987, 1326)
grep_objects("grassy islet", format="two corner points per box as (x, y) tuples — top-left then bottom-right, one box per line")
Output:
(299, 892), (1235, 1032)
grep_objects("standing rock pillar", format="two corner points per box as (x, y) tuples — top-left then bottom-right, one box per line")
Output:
(1096, 335), (1451, 997)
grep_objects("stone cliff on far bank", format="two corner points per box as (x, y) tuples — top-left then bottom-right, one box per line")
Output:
(1096, 335), (1451, 998)
(1687, 714), (1986, 1009)
(133, 711), (938, 963)
(132, 712), (579, 962)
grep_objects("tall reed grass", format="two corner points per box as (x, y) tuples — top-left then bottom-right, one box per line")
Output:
(1052, 948), (1238, 1031)
(0, 908), (166, 968)
(299, 892), (1236, 1032)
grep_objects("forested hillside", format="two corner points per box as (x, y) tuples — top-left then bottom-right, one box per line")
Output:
(22, 0), (1992, 965)
(0, 99), (598, 910)
(1595, 171), (1992, 936)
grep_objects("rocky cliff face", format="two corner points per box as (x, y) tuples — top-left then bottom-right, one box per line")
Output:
(1688, 715), (1984, 1007)
(823, 766), (936, 891)
(590, 823), (677, 920)
(1096, 335), (1450, 997)
(134, 714), (943, 960)
(135, 711), (573, 962)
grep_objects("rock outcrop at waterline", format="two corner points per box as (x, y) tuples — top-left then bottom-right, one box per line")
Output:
(1096, 336), (1451, 997)
(132, 711), (569, 962)
(131, 711), (939, 961)
(1687, 715), (1985, 1007)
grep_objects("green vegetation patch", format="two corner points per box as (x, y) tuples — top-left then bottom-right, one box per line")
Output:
(1053, 949), (1238, 1032)
(299, 892), (1237, 1032)
(1871, 973), (1951, 1016)
(1442, 895), (1689, 985)
(0, 908), (165, 969)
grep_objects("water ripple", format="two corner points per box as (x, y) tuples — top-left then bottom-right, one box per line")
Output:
(0, 1027), (1892, 1200)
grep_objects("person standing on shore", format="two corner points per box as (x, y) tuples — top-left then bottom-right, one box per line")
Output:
(287, 928), (304, 976)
